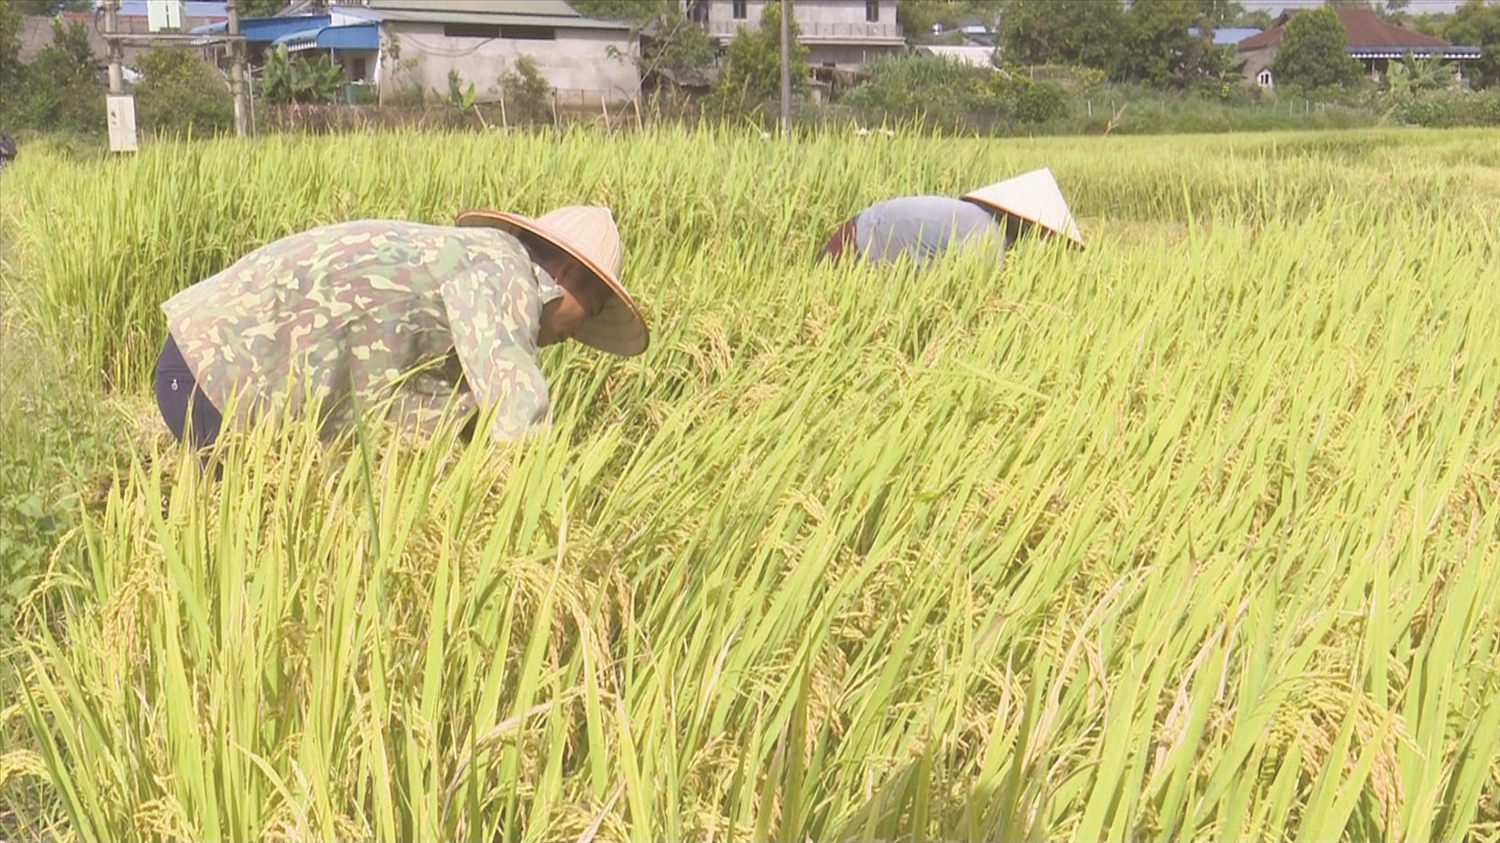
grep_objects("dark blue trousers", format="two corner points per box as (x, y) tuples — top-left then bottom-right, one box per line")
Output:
(153, 333), (223, 451)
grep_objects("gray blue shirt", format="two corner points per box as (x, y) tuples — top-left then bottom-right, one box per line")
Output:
(854, 196), (1007, 269)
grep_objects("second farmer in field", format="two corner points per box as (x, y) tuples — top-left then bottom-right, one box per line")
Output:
(820, 168), (1085, 269)
(152, 205), (648, 453)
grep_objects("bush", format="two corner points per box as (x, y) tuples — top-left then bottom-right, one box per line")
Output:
(261, 45), (343, 104)
(131, 48), (233, 137)
(11, 19), (104, 134)
(1013, 79), (1070, 123)
(500, 55), (553, 124)
(841, 55), (1075, 132)
(1384, 89), (1500, 127)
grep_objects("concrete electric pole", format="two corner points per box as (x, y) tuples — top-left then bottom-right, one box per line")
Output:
(779, 0), (791, 137)
(227, 0), (248, 137)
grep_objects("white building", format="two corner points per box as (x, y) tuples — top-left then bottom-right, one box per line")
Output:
(687, 0), (905, 70)
(331, 0), (640, 108)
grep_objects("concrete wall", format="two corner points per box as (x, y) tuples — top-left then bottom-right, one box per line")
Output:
(379, 21), (640, 107)
(1237, 46), (1275, 87)
(805, 42), (904, 67)
(703, 0), (901, 45)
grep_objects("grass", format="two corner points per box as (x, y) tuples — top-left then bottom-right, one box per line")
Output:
(1, 126), (1500, 841)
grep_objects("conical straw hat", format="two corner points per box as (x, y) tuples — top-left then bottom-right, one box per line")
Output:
(961, 168), (1085, 250)
(456, 205), (649, 357)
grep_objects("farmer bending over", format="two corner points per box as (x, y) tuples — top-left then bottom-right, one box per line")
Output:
(820, 168), (1084, 269)
(153, 205), (647, 452)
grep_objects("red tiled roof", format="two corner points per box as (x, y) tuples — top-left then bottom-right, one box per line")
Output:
(1238, 7), (1454, 52)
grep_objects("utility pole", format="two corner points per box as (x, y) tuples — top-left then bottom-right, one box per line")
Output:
(778, 0), (791, 137)
(227, 0), (248, 137)
(102, 0), (137, 153)
(104, 0), (123, 95)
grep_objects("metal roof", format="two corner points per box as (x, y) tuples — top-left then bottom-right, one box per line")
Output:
(1239, 7), (1477, 55)
(346, 0), (630, 30)
(271, 21), (379, 51)
(273, 25), (324, 49)
(915, 44), (995, 69)
(1212, 27), (1262, 46)
(191, 13), (330, 41)
(317, 22), (378, 50)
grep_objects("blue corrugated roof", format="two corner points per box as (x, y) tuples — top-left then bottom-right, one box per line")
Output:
(190, 13), (330, 42)
(272, 25), (324, 47)
(267, 22), (378, 51)
(317, 23), (377, 51)
(1188, 26), (1264, 46)
(1213, 27), (1263, 46)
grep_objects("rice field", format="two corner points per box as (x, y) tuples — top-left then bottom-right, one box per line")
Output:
(2, 126), (1500, 841)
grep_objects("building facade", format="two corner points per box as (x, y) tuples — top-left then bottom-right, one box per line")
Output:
(328, 0), (640, 107)
(688, 0), (905, 69)
(1236, 8), (1480, 89)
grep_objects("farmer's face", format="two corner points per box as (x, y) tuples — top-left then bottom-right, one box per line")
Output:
(537, 255), (609, 347)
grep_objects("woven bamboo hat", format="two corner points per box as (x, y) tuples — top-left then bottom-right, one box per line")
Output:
(961, 168), (1085, 250)
(456, 205), (648, 357)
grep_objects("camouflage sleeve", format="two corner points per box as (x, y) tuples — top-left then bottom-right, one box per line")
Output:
(440, 261), (550, 443)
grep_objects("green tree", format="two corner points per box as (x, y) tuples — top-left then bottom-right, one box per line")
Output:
(709, 1), (809, 108)
(1239, 9), (1275, 28)
(1196, 0), (1245, 27)
(897, 0), (1001, 43)
(239, 0), (286, 17)
(572, 1), (715, 87)
(999, 0), (1125, 73)
(1118, 0), (1202, 87)
(8, 1), (55, 15)
(0, 0), (24, 120)
(132, 47), (233, 135)
(500, 54), (553, 123)
(1440, 0), (1500, 89)
(1273, 6), (1361, 89)
(19, 18), (104, 132)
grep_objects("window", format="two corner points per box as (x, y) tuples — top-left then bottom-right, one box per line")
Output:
(444, 23), (500, 38)
(866, 0), (879, 22)
(350, 56), (367, 80)
(732, 0), (747, 19)
(1257, 68), (1273, 88)
(442, 23), (555, 40)
(500, 25), (556, 40)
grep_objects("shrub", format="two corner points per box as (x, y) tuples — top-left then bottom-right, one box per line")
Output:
(12, 19), (104, 134)
(842, 55), (1076, 132)
(261, 45), (343, 104)
(1384, 89), (1500, 127)
(131, 48), (233, 137)
(500, 55), (553, 124)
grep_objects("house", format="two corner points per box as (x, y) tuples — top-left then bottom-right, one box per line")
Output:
(192, 14), (367, 81)
(1237, 8), (1480, 89)
(330, 0), (641, 107)
(20, 3), (228, 67)
(686, 0), (905, 70)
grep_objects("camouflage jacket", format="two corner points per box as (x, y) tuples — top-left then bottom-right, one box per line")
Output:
(161, 220), (564, 444)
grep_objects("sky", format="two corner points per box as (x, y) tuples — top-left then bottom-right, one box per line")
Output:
(1240, 0), (1470, 13)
